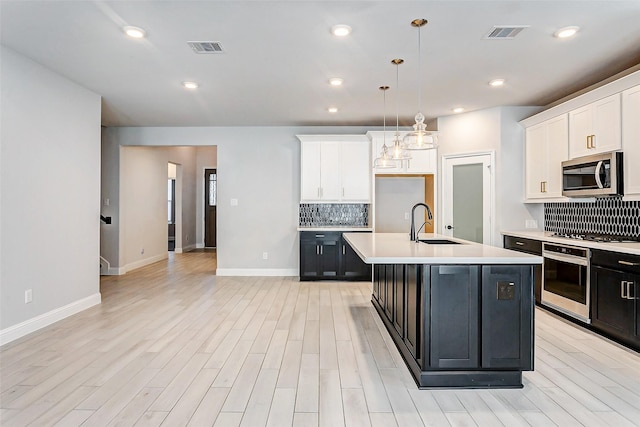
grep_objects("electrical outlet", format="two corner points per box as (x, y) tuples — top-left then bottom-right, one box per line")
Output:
(525, 220), (538, 229)
(263, 252), (269, 260)
(25, 289), (33, 304)
(404, 212), (410, 220)
(230, 198), (238, 206)
(497, 282), (515, 300)
(104, 198), (110, 206)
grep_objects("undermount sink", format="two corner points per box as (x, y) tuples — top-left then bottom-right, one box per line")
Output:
(418, 239), (462, 245)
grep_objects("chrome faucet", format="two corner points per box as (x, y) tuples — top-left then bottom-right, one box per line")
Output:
(410, 202), (433, 242)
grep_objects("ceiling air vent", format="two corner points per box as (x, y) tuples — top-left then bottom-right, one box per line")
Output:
(485, 26), (529, 39)
(187, 41), (224, 54)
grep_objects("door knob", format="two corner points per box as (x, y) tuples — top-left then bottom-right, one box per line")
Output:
(446, 225), (454, 230)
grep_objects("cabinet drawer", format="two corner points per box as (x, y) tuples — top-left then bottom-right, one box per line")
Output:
(503, 236), (542, 255)
(300, 231), (341, 242)
(591, 249), (640, 274)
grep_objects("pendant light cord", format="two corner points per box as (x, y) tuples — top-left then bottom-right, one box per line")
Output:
(417, 25), (422, 114)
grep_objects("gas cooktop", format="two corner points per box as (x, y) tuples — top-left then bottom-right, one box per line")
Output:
(550, 233), (640, 243)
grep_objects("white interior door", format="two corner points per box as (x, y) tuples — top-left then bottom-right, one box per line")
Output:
(442, 153), (493, 244)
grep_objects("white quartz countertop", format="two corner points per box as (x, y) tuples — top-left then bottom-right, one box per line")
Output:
(297, 226), (374, 232)
(343, 232), (543, 265)
(502, 230), (640, 256)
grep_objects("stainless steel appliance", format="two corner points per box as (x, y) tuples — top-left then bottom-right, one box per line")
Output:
(562, 152), (623, 197)
(542, 242), (591, 323)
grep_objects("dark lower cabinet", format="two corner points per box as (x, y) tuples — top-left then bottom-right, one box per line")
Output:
(591, 249), (640, 351)
(299, 232), (340, 279)
(372, 263), (534, 388)
(429, 265), (480, 369)
(481, 265), (534, 370)
(404, 265), (421, 362)
(503, 235), (542, 305)
(300, 231), (371, 281)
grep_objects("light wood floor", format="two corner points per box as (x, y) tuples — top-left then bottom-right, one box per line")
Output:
(1, 251), (639, 427)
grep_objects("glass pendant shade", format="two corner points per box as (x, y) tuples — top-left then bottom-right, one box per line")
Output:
(373, 144), (396, 169)
(403, 18), (438, 150)
(374, 85), (398, 169)
(390, 59), (412, 162)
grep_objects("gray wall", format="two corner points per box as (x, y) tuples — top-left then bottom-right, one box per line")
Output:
(437, 106), (543, 246)
(1, 47), (101, 337)
(375, 177), (425, 232)
(108, 126), (377, 275)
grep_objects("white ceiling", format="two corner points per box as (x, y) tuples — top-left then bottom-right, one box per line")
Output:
(2, 1), (640, 127)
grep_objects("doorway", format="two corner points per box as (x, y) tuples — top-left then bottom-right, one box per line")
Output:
(168, 163), (177, 251)
(205, 168), (217, 248)
(442, 153), (494, 244)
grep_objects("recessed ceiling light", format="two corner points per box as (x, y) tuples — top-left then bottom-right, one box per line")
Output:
(182, 81), (199, 89)
(489, 78), (505, 87)
(452, 107), (465, 113)
(554, 26), (580, 39)
(123, 26), (146, 39)
(328, 107), (338, 113)
(329, 78), (344, 86)
(331, 25), (352, 37)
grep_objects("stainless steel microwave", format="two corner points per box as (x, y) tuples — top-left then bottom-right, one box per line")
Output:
(562, 152), (623, 197)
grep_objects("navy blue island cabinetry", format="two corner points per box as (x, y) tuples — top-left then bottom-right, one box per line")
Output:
(345, 232), (540, 389)
(372, 263), (534, 388)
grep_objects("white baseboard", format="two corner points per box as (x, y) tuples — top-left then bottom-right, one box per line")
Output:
(216, 268), (298, 277)
(100, 266), (124, 275)
(0, 293), (102, 347)
(123, 253), (167, 273)
(175, 244), (197, 254)
(196, 243), (205, 249)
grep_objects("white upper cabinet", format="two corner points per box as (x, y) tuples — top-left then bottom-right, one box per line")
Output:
(298, 135), (371, 203)
(367, 131), (437, 174)
(569, 93), (621, 159)
(525, 115), (568, 200)
(340, 141), (371, 200)
(622, 85), (640, 198)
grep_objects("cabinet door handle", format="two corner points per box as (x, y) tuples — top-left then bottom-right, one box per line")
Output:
(320, 246), (323, 255)
(626, 281), (635, 300)
(342, 245), (346, 255)
(515, 241), (525, 246)
(586, 135), (590, 149)
(316, 245), (319, 255)
(540, 181), (544, 193)
(315, 234), (325, 238)
(591, 134), (596, 148)
(621, 281), (627, 299)
(619, 260), (640, 266)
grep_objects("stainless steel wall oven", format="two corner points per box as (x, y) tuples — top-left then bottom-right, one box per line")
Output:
(542, 242), (591, 323)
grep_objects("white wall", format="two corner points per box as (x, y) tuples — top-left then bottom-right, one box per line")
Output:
(110, 126), (375, 275)
(437, 106), (542, 246)
(0, 47), (102, 343)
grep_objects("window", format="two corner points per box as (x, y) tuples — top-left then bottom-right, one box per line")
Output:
(209, 172), (217, 206)
(168, 179), (175, 223)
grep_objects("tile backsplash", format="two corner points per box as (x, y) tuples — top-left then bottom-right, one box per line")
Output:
(299, 203), (369, 227)
(544, 197), (640, 238)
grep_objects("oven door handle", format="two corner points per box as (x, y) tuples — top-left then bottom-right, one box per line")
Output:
(543, 251), (589, 266)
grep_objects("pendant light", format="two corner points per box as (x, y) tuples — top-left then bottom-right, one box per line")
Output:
(390, 59), (412, 164)
(403, 18), (438, 150)
(373, 86), (396, 169)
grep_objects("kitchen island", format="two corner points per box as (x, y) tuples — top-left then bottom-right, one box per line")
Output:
(343, 232), (543, 389)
